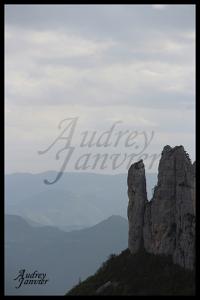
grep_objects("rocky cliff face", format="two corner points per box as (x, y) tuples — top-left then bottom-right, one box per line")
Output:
(127, 145), (196, 270)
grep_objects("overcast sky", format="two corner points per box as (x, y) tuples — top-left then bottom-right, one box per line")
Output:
(5, 4), (195, 175)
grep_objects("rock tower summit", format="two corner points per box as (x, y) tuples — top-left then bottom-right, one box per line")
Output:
(127, 145), (195, 270)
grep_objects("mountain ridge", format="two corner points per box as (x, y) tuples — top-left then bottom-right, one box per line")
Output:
(5, 214), (128, 295)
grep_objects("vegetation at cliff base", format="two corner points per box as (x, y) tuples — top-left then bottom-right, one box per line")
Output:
(66, 249), (195, 296)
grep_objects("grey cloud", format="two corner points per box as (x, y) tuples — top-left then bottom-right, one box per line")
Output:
(5, 5), (195, 173)
(5, 5), (195, 42)
(6, 75), (194, 111)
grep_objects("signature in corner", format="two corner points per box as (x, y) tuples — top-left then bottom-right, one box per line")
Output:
(14, 269), (49, 289)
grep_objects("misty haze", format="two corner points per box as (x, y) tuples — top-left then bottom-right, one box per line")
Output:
(5, 4), (195, 296)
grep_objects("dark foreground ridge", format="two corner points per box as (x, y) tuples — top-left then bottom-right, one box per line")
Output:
(66, 249), (195, 296)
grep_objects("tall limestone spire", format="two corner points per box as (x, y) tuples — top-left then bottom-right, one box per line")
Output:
(127, 145), (196, 270)
(127, 159), (147, 253)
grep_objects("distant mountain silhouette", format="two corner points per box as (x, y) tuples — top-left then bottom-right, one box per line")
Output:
(5, 214), (128, 295)
(5, 172), (157, 229)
